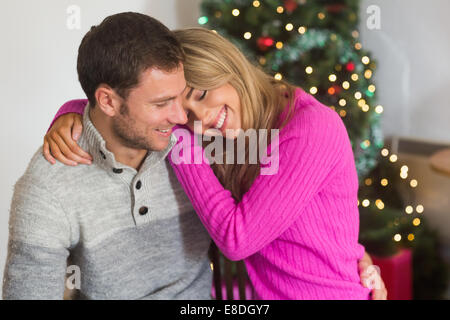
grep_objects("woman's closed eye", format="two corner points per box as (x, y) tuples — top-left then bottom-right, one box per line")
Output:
(198, 90), (207, 100)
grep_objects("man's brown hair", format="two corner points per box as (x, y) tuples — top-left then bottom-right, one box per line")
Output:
(77, 12), (185, 106)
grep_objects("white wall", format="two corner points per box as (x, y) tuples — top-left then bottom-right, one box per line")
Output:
(1, 0), (449, 297)
(359, 0), (450, 144)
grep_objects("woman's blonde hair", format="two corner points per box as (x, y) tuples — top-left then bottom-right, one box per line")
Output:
(174, 28), (296, 200)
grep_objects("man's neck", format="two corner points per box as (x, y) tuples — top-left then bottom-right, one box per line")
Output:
(89, 107), (147, 170)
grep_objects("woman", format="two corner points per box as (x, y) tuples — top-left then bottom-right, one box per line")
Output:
(43, 28), (386, 300)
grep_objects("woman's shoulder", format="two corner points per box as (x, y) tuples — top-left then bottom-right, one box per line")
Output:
(282, 87), (345, 138)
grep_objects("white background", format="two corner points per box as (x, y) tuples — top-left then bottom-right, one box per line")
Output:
(1, 0), (449, 296)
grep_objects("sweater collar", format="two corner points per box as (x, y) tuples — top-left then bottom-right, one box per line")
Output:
(77, 103), (177, 176)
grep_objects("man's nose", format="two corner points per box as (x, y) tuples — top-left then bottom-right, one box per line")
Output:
(169, 98), (188, 125)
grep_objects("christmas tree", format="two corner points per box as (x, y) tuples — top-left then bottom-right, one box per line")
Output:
(198, 0), (448, 299)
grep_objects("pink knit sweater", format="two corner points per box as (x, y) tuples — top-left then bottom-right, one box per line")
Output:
(51, 88), (370, 300)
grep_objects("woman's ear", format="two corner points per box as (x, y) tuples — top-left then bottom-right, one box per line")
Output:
(94, 85), (122, 117)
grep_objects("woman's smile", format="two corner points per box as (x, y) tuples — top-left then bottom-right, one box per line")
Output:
(213, 105), (228, 130)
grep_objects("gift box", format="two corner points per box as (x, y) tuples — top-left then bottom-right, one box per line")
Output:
(371, 248), (413, 300)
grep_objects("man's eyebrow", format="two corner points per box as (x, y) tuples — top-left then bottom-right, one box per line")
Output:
(149, 85), (189, 103)
(185, 87), (195, 100)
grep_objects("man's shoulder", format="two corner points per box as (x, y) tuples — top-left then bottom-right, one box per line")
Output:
(18, 146), (88, 190)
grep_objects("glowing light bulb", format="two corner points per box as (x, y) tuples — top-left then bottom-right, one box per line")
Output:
(274, 73), (283, 81)
(416, 205), (424, 213)
(198, 16), (208, 25)
(305, 66), (313, 74)
(253, 0), (260, 7)
(329, 74), (337, 82)
(394, 234), (402, 242)
(410, 179), (418, 188)
(381, 148), (389, 157)
(376, 199), (385, 210)
(405, 206), (413, 214)
(342, 81), (350, 89)
(244, 32), (252, 39)
(232, 9), (240, 16)
(310, 86), (318, 95)
(298, 26), (307, 34)
(361, 140), (371, 149)
(362, 56), (370, 64)
(285, 23), (294, 31)
(375, 105), (384, 114)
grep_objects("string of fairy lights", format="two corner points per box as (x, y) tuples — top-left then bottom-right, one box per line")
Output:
(198, 1), (424, 243)
(358, 147), (424, 243)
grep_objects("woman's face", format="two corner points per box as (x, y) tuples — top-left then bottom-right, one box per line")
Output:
(182, 83), (242, 138)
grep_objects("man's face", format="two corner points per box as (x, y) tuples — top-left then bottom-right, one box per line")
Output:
(111, 65), (187, 152)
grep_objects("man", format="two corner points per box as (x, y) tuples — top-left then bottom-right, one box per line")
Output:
(3, 12), (212, 299)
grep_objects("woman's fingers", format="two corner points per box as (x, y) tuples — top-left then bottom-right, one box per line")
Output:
(58, 128), (93, 163)
(53, 133), (90, 165)
(43, 138), (56, 165)
(48, 139), (78, 166)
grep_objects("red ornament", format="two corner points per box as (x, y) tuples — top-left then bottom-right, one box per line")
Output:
(283, 0), (298, 13)
(257, 36), (274, 51)
(346, 62), (355, 72)
(325, 4), (346, 14)
(332, 84), (342, 95)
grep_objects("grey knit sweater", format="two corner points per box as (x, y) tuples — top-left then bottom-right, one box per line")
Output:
(2, 105), (212, 300)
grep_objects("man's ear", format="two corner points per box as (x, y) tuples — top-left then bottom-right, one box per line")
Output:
(94, 85), (122, 117)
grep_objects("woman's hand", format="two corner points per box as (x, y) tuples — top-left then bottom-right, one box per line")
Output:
(359, 251), (388, 300)
(43, 113), (92, 166)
